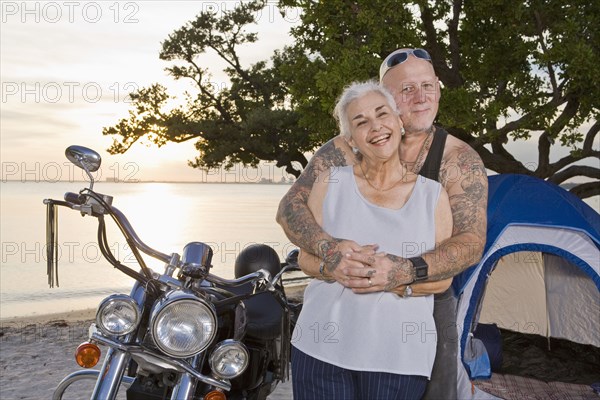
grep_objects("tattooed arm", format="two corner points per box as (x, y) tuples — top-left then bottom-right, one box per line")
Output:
(428, 140), (488, 280)
(276, 136), (362, 271)
(346, 139), (488, 288)
(293, 168), (370, 282)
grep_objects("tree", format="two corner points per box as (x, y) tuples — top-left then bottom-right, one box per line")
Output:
(276, 0), (599, 198)
(103, 0), (312, 177)
(104, 0), (599, 197)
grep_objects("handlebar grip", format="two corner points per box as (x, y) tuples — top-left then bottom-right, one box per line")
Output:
(64, 192), (84, 205)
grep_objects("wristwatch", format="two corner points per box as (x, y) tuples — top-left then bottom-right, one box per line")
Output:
(408, 256), (428, 282)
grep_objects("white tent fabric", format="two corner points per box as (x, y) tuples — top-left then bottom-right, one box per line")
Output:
(476, 230), (600, 347)
(453, 174), (600, 399)
(478, 251), (548, 337)
(544, 254), (600, 347)
(457, 225), (600, 352)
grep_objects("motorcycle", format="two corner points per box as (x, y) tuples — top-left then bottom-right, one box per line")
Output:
(45, 145), (302, 400)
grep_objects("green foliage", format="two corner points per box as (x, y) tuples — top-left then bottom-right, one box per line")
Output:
(275, 0), (599, 196)
(103, 0), (311, 177)
(103, 0), (599, 196)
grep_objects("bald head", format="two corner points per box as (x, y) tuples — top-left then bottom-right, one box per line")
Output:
(379, 51), (440, 135)
(379, 48), (433, 81)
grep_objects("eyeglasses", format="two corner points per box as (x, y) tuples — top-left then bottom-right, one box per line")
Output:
(379, 48), (432, 79)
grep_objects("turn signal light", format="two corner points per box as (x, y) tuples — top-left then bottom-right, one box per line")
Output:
(75, 342), (101, 368)
(204, 390), (226, 400)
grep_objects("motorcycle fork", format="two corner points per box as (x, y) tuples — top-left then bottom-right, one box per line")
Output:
(90, 348), (131, 399)
(91, 280), (147, 399)
(170, 353), (205, 400)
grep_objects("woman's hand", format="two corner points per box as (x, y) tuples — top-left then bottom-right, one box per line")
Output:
(298, 240), (379, 284)
(327, 242), (378, 284)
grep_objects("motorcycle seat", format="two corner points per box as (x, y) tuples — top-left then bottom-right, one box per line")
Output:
(222, 282), (283, 341)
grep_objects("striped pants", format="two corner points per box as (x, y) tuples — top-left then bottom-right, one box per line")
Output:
(291, 347), (428, 400)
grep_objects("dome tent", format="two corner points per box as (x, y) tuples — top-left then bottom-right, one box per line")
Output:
(452, 174), (600, 399)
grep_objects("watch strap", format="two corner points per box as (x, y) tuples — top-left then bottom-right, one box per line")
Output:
(409, 256), (428, 282)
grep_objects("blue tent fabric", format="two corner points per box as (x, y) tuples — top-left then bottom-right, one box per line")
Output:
(453, 174), (600, 293)
(452, 174), (600, 384)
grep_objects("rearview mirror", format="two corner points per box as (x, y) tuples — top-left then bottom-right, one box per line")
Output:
(65, 145), (101, 172)
(65, 145), (101, 189)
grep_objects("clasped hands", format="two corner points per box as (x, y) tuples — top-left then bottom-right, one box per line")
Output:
(323, 240), (412, 294)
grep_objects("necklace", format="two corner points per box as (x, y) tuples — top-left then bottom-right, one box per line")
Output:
(400, 126), (435, 173)
(358, 162), (406, 192)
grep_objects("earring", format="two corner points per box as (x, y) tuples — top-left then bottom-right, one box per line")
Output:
(352, 147), (359, 155)
(400, 127), (406, 136)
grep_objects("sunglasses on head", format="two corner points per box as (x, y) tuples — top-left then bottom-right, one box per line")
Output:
(386, 49), (432, 68)
(380, 48), (432, 79)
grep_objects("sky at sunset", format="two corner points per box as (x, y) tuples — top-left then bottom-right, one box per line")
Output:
(1, 1), (301, 183)
(1, 1), (597, 185)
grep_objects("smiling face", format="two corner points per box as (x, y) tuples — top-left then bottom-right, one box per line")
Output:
(381, 56), (440, 134)
(346, 91), (403, 162)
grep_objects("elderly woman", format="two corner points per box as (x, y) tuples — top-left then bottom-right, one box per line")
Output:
(290, 81), (453, 399)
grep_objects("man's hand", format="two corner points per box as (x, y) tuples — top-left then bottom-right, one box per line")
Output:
(341, 252), (414, 293)
(341, 252), (454, 295)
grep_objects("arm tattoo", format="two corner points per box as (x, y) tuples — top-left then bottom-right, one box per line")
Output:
(442, 146), (488, 237)
(384, 254), (413, 291)
(277, 140), (349, 256)
(431, 145), (488, 279)
(318, 238), (344, 272)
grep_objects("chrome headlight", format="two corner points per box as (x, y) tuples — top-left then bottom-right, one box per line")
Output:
(96, 294), (140, 336)
(150, 291), (217, 358)
(209, 340), (249, 379)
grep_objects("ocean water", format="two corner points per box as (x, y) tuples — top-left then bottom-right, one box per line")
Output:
(0, 181), (294, 319)
(1, 180), (598, 320)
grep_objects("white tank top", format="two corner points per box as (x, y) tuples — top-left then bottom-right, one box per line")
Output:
(292, 166), (441, 377)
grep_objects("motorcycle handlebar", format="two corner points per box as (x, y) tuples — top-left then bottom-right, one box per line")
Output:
(109, 206), (172, 264)
(209, 269), (274, 287)
(64, 192), (84, 205)
(54, 191), (172, 266)
(54, 189), (300, 286)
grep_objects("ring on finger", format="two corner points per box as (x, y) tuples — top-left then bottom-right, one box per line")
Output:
(367, 278), (372, 287)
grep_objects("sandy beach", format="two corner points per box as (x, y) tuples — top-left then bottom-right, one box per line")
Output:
(1, 309), (104, 399)
(2, 283), (598, 400)
(0, 308), (295, 400)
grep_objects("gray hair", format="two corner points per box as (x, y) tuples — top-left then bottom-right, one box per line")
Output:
(333, 80), (399, 139)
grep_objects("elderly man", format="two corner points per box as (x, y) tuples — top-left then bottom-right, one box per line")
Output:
(277, 48), (488, 398)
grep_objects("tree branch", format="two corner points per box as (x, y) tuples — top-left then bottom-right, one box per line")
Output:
(419, 2), (462, 87)
(570, 182), (600, 199)
(537, 96), (580, 175)
(533, 10), (560, 100)
(186, 59), (235, 123)
(549, 149), (600, 175)
(473, 142), (532, 174)
(583, 120), (599, 151)
(448, 0), (463, 79)
(549, 166), (600, 185)
(494, 95), (567, 141)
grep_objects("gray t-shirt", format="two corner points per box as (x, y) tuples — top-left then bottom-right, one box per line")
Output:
(292, 166), (440, 377)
